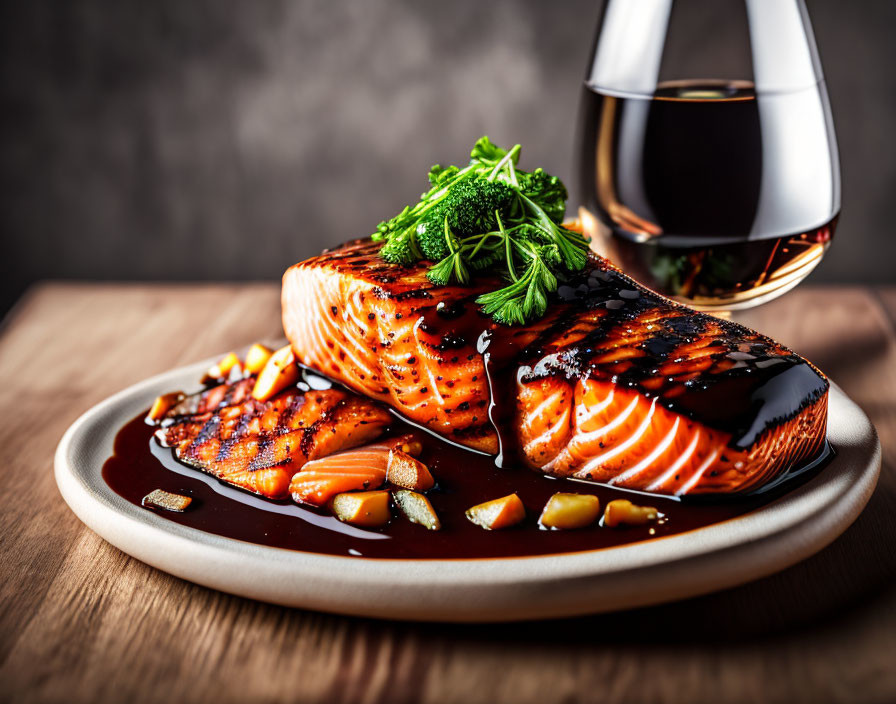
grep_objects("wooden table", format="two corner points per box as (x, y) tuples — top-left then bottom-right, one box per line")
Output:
(1, 283), (894, 704)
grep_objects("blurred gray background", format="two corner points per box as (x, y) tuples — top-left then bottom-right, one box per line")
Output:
(2, 0), (894, 316)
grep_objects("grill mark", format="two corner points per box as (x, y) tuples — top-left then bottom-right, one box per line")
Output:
(185, 414), (222, 458)
(299, 398), (348, 457)
(248, 433), (275, 471)
(274, 393), (307, 434)
(250, 456), (294, 472)
(214, 403), (260, 462)
(214, 437), (238, 463)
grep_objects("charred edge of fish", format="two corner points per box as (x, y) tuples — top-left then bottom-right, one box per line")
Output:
(299, 399), (345, 457)
(184, 414), (222, 458)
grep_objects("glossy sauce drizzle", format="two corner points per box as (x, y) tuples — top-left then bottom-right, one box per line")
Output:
(102, 409), (830, 560)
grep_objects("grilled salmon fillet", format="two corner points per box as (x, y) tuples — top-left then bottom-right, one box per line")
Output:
(155, 376), (391, 499)
(282, 238), (829, 496)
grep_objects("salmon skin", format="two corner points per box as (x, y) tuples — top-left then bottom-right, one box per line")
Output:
(282, 238), (829, 497)
(154, 376), (391, 499)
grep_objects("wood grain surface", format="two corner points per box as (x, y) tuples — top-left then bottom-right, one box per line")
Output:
(1, 283), (894, 704)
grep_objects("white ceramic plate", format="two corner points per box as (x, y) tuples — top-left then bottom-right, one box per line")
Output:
(55, 357), (880, 622)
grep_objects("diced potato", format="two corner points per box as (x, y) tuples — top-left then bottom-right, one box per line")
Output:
(466, 493), (526, 530)
(396, 438), (423, 457)
(244, 343), (274, 374)
(203, 351), (242, 382)
(393, 490), (441, 530)
(387, 449), (434, 491)
(251, 345), (299, 402)
(603, 499), (659, 528)
(142, 489), (192, 512)
(539, 492), (600, 530)
(146, 391), (185, 422)
(331, 490), (392, 528)
(217, 351), (242, 376)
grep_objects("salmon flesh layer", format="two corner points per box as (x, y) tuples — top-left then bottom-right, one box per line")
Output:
(156, 376), (391, 499)
(282, 239), (829, 496)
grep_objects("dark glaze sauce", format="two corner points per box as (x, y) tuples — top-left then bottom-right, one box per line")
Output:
(103, 407), (831, 560)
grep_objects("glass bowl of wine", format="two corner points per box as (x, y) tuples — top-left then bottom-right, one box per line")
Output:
(576, 0), (840, 313)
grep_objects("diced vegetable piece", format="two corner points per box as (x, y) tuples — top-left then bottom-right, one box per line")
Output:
(142, 489), (192, 512)
(387, 449), (434, 491)
(603, 499), (659, 528)
(466, 493), (525, 530)
(395, 438), (423, 457)
(538, 492), (600, 530)
(331, 490), (392, 528)
(244, 343), (274, 374)
(203, 351), (242, 382)
(146, 391), (185, 422)
(252, 345), (299, 402)
(393, 490), (441, 530)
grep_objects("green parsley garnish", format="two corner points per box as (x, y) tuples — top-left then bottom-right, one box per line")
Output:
(371, 136), (589, 325)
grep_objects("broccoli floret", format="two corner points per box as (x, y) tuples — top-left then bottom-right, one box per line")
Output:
(517, 168), (568, 224)
(416, 180), (516, 261)
(415, 207), (452, 262)
(379, 229), (421, 264)
(444, 179), (516, 237)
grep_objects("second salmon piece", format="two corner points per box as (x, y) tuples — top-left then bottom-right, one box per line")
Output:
(154, 378), (391, 499)
(288, 436), (418, 507)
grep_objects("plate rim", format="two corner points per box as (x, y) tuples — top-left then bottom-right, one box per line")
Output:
(55, 356), (881, 621)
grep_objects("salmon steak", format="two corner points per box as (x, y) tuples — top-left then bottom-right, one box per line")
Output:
(282, 238), (829, 497)
(155, 376), (391, 499)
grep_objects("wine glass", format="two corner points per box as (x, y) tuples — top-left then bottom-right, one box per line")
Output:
(575, 0), (840, 313)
